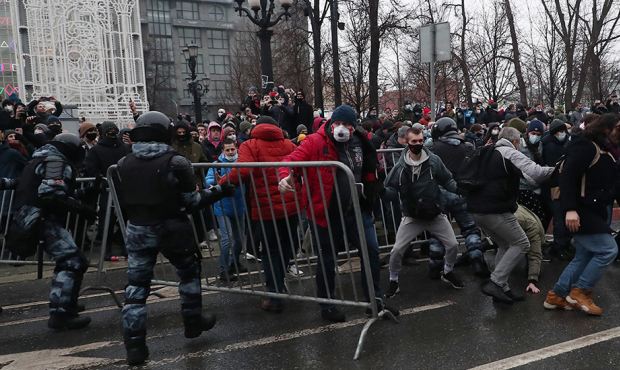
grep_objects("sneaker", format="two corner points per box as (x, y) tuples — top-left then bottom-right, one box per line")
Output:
(207, 229), (218, 241)
(366, 298), (400, 318)
(566, 288), (603, 316)
(287, 264), (304, 277)
(183, 313), (216, 338)
(543, 291), (574, 311)
(385, 280), (400, 298)
(48, 313), (91, 330)
(481, 280), (512, 304)
(441, 271), (464, 289)
(260, 298), (283, 313)
(245, 252), (261, 263)
(504, 289), (525, 302)
(321, 307), (346, 322)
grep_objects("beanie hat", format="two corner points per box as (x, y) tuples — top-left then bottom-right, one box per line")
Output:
(296, 124), (308, 135)
(527, 119), (545, 134)
(222, 121), (237, 131)
(505, 118), (527, 134)
(46, 115), (61, 126)
(239, 120), (252, 133)
(34, 123), (50, 134)
(100, 121), (119, 135)
(330, 105), (357, 126)
(78, 122), (96, 138)
(256, 116), (278, 125)
(549, 119), (567, 135)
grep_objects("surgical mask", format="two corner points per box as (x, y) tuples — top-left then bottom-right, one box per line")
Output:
(408, 144), (424, 154)
(528, 134), (541, 145)
(491, 129), (500, 136)
(333, 124), (351, 143)
(85, 132), (98, 141)
(225, 153), (238, 162)
(555, 132), (567, 142)
(3, 105), (13, 113)
(228, 134), (237, 141)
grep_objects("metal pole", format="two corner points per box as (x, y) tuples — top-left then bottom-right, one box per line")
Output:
(430, 23), (436, 122)
(257, 28), (274, 82)
(193, 82), (202, 123)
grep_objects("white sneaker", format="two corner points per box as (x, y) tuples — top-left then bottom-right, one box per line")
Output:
(287, 265), (304, 277)
(245, 252), (261, 262)
(207, 229), (218, 241)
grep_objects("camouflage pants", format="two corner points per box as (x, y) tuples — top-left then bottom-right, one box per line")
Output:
(43, 219), (88, 316)
(122, 222), (202, 339)
(429, 189), (483, 269)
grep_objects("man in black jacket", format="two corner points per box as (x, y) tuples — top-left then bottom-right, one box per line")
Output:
(84, 121), (131, 255)
(293, 91), (314, 134)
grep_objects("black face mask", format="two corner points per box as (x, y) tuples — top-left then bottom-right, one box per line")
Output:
(177, 134), (190, 142)
(106, 131), (119, 140)
(408, 144), (423, 154)
(85, 132), (98, 141)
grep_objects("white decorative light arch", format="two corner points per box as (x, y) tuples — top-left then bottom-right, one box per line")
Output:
(12, 0), (148, 125)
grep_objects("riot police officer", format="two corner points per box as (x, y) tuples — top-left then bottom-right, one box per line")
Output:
(1, 133), (94, 330)
(116, 111), (235, 366)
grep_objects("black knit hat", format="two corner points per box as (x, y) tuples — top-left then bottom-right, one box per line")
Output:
(256, 116), (278, 126)
(549, 119), (567, 135)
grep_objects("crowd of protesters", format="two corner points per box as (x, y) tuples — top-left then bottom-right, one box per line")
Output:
(1, 86), (620, 363)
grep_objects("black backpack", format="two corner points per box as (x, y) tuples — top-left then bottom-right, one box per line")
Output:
(455, 145), (498, 194)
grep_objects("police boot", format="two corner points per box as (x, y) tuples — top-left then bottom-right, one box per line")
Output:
(124, 331), (149, 366)
(183, 313), (216, 339)
(48, 312), (91, 331)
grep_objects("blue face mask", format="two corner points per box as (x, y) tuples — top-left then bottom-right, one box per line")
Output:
(528, 134), (541, 145)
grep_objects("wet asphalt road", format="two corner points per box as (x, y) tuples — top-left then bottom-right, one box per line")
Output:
(1, 253), (620, 369)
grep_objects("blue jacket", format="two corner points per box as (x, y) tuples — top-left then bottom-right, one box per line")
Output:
(205, 153), (245, 217)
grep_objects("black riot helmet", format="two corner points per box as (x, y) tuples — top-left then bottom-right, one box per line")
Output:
(130, 111), (172, 143)
(50, 133), (85, 164)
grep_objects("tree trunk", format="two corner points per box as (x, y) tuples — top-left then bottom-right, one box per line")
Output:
(589, 52), (602, 100)
(459, 0), (472, 107)
(563, 41), (574, 111)
(311, 0), (324, 111)
(504, 0), (527, 106)
(330, 0), (342, 107)
(368, 0), (380, 111)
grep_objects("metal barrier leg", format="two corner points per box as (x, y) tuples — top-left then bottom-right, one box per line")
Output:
(354, 317), (378, 360)
(80, 191), (122, 308)
(36, 241), (44, 280)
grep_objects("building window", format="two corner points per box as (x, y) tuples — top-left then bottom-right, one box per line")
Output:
(206, 5), (225, 21)
(206, 29), (228, 49)
(147, 0), (171, 36)
(184, 54), (205, 75)
(177, 1), (199, 20)
(212, 80), (231, 97)
(208, 55), (230, 75)
(178, 27), (202, 48)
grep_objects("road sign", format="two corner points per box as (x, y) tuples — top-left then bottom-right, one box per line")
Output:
(420, 22), (451, 63)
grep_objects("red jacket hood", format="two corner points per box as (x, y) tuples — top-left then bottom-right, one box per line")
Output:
(250, 123), (285, 141)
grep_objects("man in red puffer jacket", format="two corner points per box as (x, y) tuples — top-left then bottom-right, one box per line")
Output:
(219, 116), (298, 313)
(278, 105), (398, 322)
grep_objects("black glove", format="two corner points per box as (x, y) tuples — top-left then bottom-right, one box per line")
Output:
(219, 183), (237, 197)
(64, 196), (97, 221)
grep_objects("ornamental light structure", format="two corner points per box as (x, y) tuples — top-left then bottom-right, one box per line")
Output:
(233, 0), (293, 83)
(182, 42), (209, 124)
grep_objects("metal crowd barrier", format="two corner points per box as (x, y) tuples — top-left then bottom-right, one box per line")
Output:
(107, 161), (398, 360)
(0, 178), (122, 308)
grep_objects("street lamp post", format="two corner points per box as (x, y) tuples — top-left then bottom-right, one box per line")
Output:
(234, 0), (293, 83)
(182, 42), (209, 123)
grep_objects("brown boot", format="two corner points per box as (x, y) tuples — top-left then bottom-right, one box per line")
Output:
(566, 288), (603, 316)
(543, 291), (574, 311)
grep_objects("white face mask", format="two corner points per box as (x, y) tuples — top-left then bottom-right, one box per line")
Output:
(528, 134), (541, 145)
(228, 134), (237, 141)
(333, 124), (351, 142)
(225, 153), (238, 161)
(4, 105), (13, 113)
(555, 132), (567, 142)
(491, 129), (500, 136)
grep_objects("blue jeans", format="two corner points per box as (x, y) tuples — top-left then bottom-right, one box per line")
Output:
(217, 215), (245, 273)
(553, 233), (618, 296)
(314, 211), (382, 310)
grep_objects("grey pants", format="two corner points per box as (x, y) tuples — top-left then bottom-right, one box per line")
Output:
(473, 212), (530, 291)
(389, 214), (458, 281)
